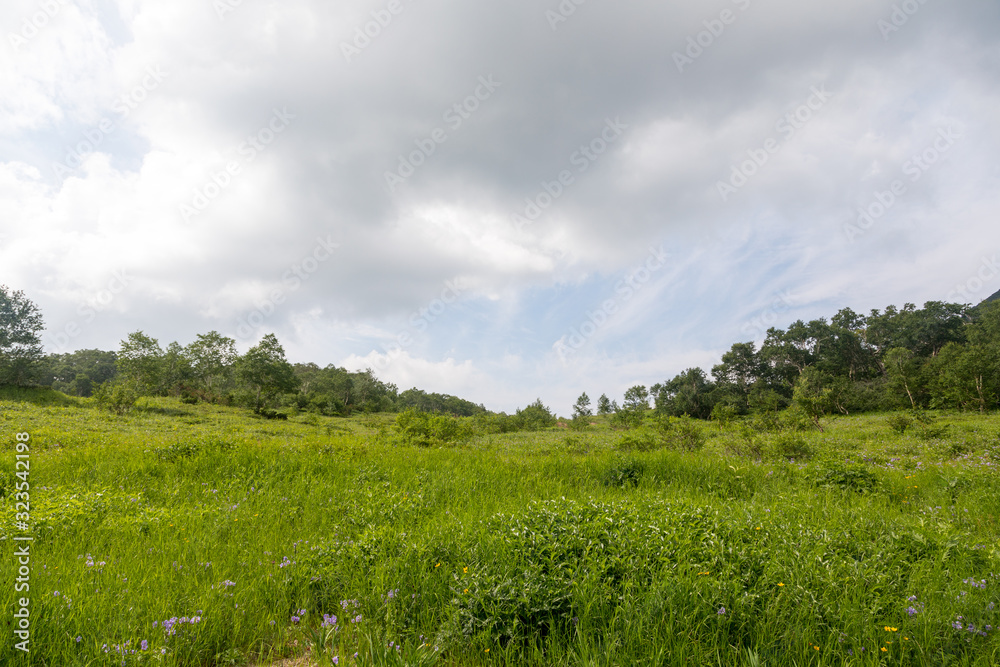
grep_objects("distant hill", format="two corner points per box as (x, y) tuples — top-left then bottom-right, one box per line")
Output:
(985, 288), (1000, 304)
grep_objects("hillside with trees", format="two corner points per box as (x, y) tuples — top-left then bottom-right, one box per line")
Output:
(3, 284), (999, 423)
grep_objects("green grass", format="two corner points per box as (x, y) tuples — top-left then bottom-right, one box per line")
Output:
(2, 391), (999, 665)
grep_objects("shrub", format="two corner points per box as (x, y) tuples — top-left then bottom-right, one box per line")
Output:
(610, 407), (645, 430)
(772, 432), (813, 461)
(886, 412), (913, 434)
(92, 381), (138, 416)
(512, 399), (557, 431)
(727, 422), (765, 460)
(601, 457), (646, 488)
(394, 408), (471, 447)
(615, 427), (660, 452)
(659, 415), (705, 451)
(810, 461), (879, 493)
(710, 401), (738, 427)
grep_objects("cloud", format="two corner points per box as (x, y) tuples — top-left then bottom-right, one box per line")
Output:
(3, 0), (999, 412)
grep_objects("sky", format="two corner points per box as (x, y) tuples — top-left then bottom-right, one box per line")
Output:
(2, 0), (999, 415)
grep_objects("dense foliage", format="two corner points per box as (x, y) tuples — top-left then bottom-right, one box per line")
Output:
(645, 300), (1000, 422)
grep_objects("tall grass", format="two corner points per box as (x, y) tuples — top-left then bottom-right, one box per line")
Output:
(1, 392), (998, 665)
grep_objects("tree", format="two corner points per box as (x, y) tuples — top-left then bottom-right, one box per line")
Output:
(160, 342), (193, 395)
(396, 388), (485, 416)
(596, 394), (612, 415)
(185, 331), (237, 395)
(612, 385), (649, 429)
(39, 349), (117, 396)
(622, 385), (649, 412)
(653, 368), (716, 419)
(884, 347), (924, 409)
(712, 342), (765, 411)
(792, 366), (833, 430)
(116, 331), (164, 395)
(927, 342), (999, 412)
(571, 392), (592, 429)
(235, 334), (300, 412)
(0, 286), (45, 386)
(513, 398), (557, 431)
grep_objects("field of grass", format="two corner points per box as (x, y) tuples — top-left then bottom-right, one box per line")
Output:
(2, 389), (999, 666)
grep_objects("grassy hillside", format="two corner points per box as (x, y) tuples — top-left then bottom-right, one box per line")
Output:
(2, 390), (999, 666)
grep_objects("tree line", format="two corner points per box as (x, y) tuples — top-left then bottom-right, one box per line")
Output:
(571, 299), (1000, 427)
(3, 285), (998, 422)
(0, 285), (487, 417)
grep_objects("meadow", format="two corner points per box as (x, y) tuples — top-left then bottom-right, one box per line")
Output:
(1, 389), (999, 666)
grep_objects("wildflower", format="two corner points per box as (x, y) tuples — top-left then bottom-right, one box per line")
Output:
(881, 647), (888, 652)
(906, 606), (919, 616)
(141, 640), (148, 651)
(717, 607), (726, 615)
(76, 636), (82, 643)
(777, 583), (785, 587)
(463, 567), (468, 573)
(291, 616), (300, 624)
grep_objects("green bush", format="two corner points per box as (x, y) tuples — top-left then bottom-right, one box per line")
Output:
(394, 408), (471, 447)
(659, 415), (705, 452)
(92, 381), (138, 415)
(601, 457), (646, 488)
(615, 427), (660, 452)
(886, 412), (913, 434)
(450, 499), (711, 645)
(772, 432), (814, 460)
(810, 461), (879, 493)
